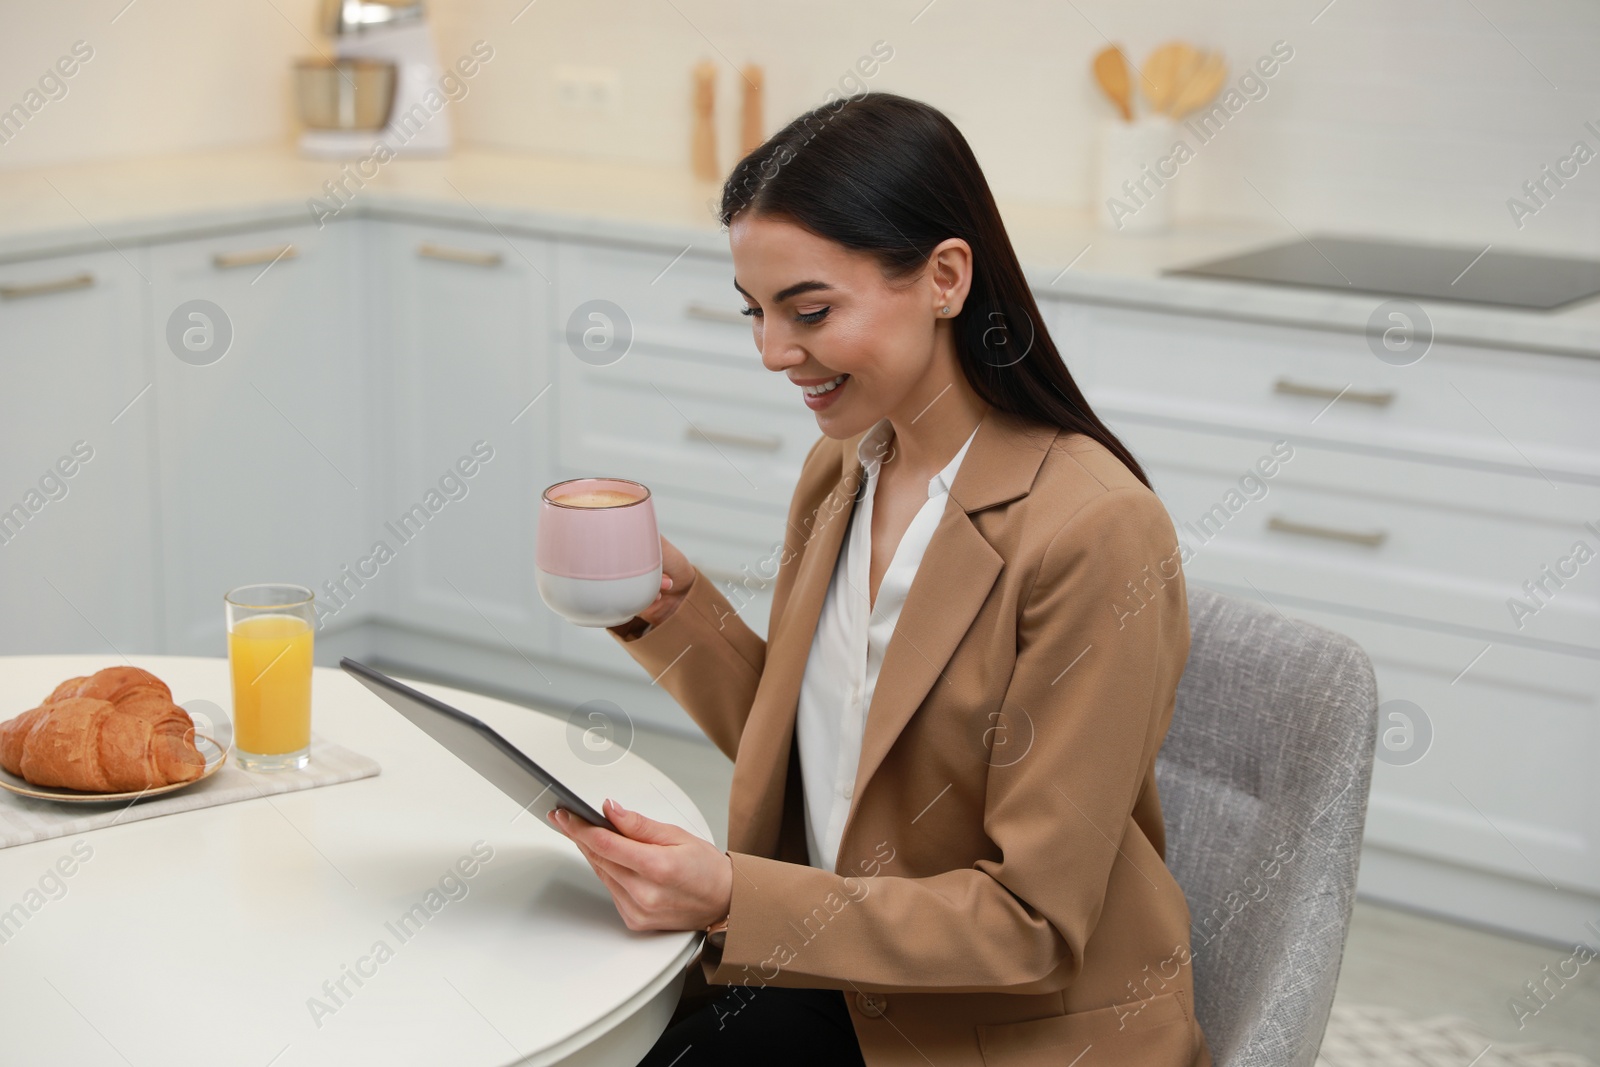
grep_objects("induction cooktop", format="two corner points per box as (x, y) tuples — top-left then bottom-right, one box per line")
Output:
(1166, 235), (1600, 311)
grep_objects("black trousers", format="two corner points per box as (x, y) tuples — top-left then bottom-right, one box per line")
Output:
(636, 983), (866, 1066)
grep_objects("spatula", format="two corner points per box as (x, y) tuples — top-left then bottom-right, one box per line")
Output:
(1168, 51), (1229, 121)
(1141, 41), (1202, 117)
(1092, 45), (1134, 122)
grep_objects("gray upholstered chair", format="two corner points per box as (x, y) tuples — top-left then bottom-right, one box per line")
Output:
(1155, 584), (1379, 1067)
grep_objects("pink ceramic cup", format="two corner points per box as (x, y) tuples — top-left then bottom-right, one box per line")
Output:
(535, 477), (662, 627)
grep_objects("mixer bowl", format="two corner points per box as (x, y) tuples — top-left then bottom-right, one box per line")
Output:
(293, 58), (397, 131)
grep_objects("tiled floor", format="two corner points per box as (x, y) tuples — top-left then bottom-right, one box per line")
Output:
(625, 724), (1600, 1062)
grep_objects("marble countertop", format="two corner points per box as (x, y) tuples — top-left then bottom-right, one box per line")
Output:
(1, 144), (1596, 359)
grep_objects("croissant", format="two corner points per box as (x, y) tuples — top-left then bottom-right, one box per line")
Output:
(0, 667), (206, 793)
(47, 665), (174, 707)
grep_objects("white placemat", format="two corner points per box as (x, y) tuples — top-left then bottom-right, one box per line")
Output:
(0, 733), (380, 850)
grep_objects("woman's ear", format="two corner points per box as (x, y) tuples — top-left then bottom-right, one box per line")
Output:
(928, 236), (973, 315)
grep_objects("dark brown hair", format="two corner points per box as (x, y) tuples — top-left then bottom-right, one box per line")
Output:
(719, 90), (1150, 489)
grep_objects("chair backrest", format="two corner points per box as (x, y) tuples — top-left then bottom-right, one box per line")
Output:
(1154, 585), (1378, 1067)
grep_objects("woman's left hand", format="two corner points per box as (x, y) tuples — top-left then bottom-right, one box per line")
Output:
(548, 798), (733, 931)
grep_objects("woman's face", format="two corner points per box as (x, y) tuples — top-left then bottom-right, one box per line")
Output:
(729, 212), (966, 440)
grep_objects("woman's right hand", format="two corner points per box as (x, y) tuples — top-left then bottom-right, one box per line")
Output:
(630, 534), (696, 630)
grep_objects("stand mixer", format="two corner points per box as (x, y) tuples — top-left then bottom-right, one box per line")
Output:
(297, 0), (451, 159)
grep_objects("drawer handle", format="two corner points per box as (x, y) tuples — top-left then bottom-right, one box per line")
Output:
(0, 272), (95, 299)
(1273, 378), (1395, 407)
(686, 425), (783, 452)
(417, 243), (503, 268)
(684, 301), (748, 326)
(212, 244), (297, 270)
(1267, 515), (1388, 548)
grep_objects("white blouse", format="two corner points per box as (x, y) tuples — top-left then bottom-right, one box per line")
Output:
(797, 415), (980, 872)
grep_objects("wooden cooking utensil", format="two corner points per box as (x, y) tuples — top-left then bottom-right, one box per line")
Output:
(739, 63), (764, 156)
(691, 60), (718, 181)
(1169, 51), (1229, 121)
(1141, 40), (1202, 117)
(1092, 45), (1134, 122)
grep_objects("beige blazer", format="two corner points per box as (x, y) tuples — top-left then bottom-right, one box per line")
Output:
(610, 405), (1212, 1067)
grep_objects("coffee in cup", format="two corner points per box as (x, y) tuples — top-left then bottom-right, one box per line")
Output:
(553, 487), (644, 509)
(535, 477), (662, 627)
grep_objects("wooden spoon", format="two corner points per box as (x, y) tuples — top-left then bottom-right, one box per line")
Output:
(1092, 45), (1134, 122)
(1141, 41), (1202, 117)
(1169, 51), (1229, 121)
(690, 60), (718, 181)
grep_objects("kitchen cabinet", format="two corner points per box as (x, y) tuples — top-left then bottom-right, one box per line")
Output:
(549, 238), (796, 675)
(555, 238), (764, 363)
(1048, 296), (1600, 941)
(0, 248), (160, 656)
(1305, 607), (1598, 891)
(1281, 601), (1600, 938)
(148, 222), (371, 655)
(552, 240), (817, 514)
(369, 220), (558, 654)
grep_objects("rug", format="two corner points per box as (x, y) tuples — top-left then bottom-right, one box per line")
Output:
(1318, 1003), (1597, 1067)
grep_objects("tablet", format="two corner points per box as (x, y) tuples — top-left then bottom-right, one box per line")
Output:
(340, 658), (617, 834)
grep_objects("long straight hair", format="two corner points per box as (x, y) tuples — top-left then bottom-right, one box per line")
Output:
(719, 91), (1150, 489)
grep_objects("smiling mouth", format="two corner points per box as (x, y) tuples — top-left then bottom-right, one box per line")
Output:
(801, 374), (849, 396)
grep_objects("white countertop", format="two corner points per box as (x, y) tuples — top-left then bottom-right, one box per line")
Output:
(1, 144), (1596, 359)
(0, 655), (705, 1067)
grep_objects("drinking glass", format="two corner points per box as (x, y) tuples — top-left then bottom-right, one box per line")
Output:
(226, 583), (315, 771)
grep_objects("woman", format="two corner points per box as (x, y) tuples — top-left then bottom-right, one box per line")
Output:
(546, 91), (1211, 1067)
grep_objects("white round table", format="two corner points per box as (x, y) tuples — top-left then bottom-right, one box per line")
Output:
(0, 655), (707, 1067)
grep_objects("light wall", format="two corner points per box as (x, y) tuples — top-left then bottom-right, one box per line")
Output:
(2, 0), (1597, 253)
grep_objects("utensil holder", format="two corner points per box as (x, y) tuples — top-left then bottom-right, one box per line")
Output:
(1094, 115), (1179, 234)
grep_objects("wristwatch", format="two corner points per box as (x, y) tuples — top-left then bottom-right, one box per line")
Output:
(705, 915), (728, 949)
(608, 615), (652, 641)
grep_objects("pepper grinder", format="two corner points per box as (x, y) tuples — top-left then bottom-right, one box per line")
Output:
(691, 60), (718, 181)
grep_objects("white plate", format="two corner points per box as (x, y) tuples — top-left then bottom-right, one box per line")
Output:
(0, 734), (226, 804)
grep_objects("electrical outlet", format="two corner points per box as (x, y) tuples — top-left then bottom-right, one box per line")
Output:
(553, 65), (620, 117)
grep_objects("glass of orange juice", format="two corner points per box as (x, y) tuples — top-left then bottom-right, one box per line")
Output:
(225, 583), (315, 771)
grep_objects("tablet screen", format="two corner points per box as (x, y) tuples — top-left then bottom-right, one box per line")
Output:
(340, 658), (615, 833)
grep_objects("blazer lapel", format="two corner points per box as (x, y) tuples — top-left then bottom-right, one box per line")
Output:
(726, 444), (867, 856)
(730, 407), (1059, 863)
(847, 511), (1001, 806)
(838, 410), (1057, 860)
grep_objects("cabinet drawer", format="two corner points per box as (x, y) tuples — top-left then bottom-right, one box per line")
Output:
(1119, 425), (1600, 649)
(1162, 467), (1600, 650)
(557, 348), (819, 510)
(555, 240), (756, 365)
(1056, 301), (1600, 481)
(1114, 418), (1600, 523)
